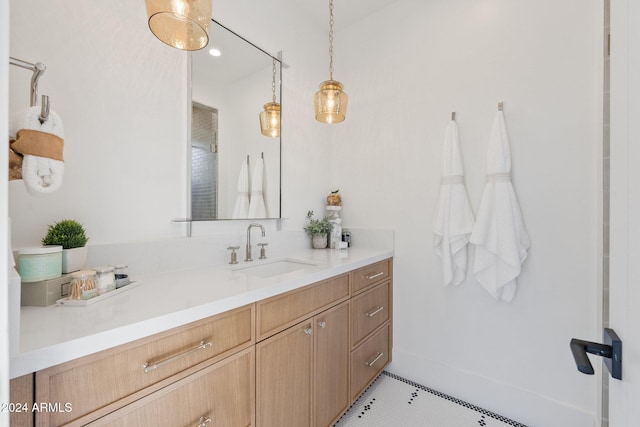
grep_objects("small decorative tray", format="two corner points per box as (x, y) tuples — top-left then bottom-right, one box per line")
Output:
(56, 281), (140, 306)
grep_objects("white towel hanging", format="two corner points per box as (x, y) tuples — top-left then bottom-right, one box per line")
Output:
(232, 158), (250, 219)
(470, 110), (531, 302)
(248, 156), (267, 218)
(433, 118), (475, 286)
(9, 106), (65, 195)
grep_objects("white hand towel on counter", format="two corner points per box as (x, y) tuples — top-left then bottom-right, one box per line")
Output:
(9, 106), (65, 196)
(433, 120), (475, 287)
(248, 157), (267, 218)
(470, 110), (531, 302)
(232, 159), (249, 219)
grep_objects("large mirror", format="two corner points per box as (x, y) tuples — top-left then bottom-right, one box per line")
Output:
(190, 20), (282, 220)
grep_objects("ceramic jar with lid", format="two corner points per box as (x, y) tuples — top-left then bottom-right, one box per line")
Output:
(114, 264), (130, 288)
(94, 266), (116, 295)
(69, 270), (97, 300)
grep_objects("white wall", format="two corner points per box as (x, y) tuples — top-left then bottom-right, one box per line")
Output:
(5, 0), (604, 425)
(330, 1), (602, 425)
(8, 0), (331, 246)
(9, 0), (188, 247)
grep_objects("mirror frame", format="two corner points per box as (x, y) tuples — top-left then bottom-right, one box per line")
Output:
(186, 19), (282, 222)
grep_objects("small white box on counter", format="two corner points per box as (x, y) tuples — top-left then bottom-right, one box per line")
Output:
(21, 274), (72, 306)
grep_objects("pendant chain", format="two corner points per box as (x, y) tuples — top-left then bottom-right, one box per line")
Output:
(328, 0), (334, 80)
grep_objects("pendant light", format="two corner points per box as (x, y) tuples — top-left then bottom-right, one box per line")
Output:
(260, 59), (281, 137)
(145, 0), (212, 51)
(314, 0), (348, 124)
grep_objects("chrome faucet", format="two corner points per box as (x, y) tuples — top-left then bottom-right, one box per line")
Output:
(245, 223), (265, 262)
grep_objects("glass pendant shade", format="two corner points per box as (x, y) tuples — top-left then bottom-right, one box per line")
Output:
(260, 102), (281, 137)
(145, 0), (212, 51)
(314, 80), (348, 124)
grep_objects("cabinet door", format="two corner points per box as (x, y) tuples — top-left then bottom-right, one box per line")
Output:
(256, 320), (314, 427)
(314, 301), (350, 427)
(88, 348), (254, 427)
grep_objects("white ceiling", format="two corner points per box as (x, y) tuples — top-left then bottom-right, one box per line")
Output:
(293, 0), (399, 31)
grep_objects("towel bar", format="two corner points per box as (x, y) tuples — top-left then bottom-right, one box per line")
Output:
(9, 56), (50, 123)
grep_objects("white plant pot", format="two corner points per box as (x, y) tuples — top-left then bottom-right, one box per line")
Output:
(62, 246), (88, 273)
(311, 234), (328, 249)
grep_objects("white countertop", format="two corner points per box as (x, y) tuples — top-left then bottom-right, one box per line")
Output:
(10, 247), (393, 378)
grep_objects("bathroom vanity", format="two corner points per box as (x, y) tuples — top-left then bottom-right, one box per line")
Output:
(9, 250), (393, 427)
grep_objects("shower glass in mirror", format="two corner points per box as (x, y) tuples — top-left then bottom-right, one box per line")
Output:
(190, 20), (281, 220)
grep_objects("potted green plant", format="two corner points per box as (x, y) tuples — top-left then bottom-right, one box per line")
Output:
(42, 219), (89, 273)
(303, 210), (333, 249)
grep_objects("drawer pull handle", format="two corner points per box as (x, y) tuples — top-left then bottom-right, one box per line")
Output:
(365, 352), (384, 367)
(196, 416), (212, 427)
(318, 320), (327, 328)
(366, 306), (384, 317)
(304, 328), (313, 335)
(143, 340), (213, 373)
(365, 271), (384, 280)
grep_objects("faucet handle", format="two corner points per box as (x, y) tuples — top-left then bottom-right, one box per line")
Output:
(227, 246), (240, 264)
(257, 243), (268, 260)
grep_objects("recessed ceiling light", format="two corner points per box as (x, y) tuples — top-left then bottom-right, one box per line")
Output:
(208, 48), (221, 57)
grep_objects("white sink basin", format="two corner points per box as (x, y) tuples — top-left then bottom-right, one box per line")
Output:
(232, 258), (320, 278)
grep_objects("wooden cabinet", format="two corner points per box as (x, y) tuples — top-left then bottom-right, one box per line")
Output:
(349, 261), (393, 402)
(16, 257), (392, 427)
(256, 318), (314, 427)
(9, 374), (34, 427)
(87, 348), (254, 427)
(351, 281), (391, 348)
(35, 304), (254, 426)
(313, 302), (350, 427)
(351, 258), (391, 295)
(256, 301), (350, 427)
(350, 324), (391, 401)
(255, 257), (392, 427)
(256, 274), (349, 340)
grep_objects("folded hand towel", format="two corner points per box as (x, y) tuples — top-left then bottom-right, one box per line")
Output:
(232, 159), (249, 219)
(433, 120), (475, 286)
(9, 106), (64, 195)
(248, 157), (267, 218)
(470, 111), (531, 302)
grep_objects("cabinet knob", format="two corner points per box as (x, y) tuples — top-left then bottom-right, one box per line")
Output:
(304, 327), (313, 335)
(318, 320), (327, 328)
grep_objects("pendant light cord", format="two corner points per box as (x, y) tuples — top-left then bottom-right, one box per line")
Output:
(328, 0), (335, 80)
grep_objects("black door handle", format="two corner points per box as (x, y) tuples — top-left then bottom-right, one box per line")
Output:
(570, 328), (622, 380)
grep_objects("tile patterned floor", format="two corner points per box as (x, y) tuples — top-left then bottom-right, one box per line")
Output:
(334, 372), (527, 427)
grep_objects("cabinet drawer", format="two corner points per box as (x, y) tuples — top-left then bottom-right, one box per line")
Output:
(350, 324), (391, 401)
(36, 304), (254, 426)
(351, 281), (391, 348)
(351, 258), (391, 295)
(88, 348), (254, 427)
(257, 274), (349, 340)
